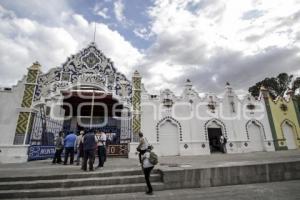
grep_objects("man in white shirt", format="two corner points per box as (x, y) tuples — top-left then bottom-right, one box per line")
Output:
(101, 131), (107, 162)
(95, 131), (107, 168)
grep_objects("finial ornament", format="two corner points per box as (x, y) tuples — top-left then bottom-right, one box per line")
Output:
(133, 70), (141, 77)
(260, 84), (267, 91)
(29, 61), (41, 70)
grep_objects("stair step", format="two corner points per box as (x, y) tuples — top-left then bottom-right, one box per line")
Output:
(0, 169), (160, 182)
(0, 174), (162, 190)
(0, 182), (165, 199)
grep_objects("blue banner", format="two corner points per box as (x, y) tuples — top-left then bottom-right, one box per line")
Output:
(28, 145), (56, 161)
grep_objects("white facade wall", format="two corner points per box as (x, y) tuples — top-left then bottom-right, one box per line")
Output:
(0, 78), (25, 145)
(138, 82), (275, 157)
(0, 78), (28, 163)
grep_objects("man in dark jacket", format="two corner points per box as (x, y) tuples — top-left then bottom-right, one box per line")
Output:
(82, 131), (96, 171)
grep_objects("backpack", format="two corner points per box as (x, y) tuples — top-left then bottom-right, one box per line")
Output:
(149, 152), (158, 165)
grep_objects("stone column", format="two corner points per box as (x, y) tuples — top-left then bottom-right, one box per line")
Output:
(132, 70), (141, 142)
(13, 62), (41, 145)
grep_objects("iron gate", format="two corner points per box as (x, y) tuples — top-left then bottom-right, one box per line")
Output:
(27, 107), (64, 161)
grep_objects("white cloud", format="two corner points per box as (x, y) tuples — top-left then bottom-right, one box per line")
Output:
(114, 0), (125, 23)
(133, 27), (152, 40)
(97, 8), (110, 19)
(1, 0), (300, 95)
(93, 3), (110, 19)
(0, 4), (143, 86)
(138, 0), (300, 93)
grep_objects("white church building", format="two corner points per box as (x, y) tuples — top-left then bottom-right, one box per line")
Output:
(0, 43), (275, 163)
(129, 80), (275, 157)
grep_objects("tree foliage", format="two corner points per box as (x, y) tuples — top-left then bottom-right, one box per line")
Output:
(292, 77), (300, 93)
(248, 73), (293, 99)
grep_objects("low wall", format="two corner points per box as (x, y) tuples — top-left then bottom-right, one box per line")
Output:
(0, 145), (29, 163)
(160, 161), (300, 189)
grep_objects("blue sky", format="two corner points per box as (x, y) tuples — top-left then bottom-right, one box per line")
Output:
(0, 0), (300, 94)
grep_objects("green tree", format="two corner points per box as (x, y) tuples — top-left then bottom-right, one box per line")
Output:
(248, 73), (293, 99)
(292, 77), (300, 92)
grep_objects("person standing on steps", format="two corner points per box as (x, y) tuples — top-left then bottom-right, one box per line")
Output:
(136, 132), (149, 164)
(223, 136), (228, 153)
(52, 131), (64, 164)
(142, 148), (154, 195)
(63, 132), (77, 165)
(75, 130), (84, 166)
(95, 131), (107, 169)
(82, 131), (96, 171)
(219, 135), (227, 153)
(101, 132), (107, 163)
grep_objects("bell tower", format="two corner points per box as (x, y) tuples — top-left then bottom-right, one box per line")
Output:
(13, 62), (40, 144)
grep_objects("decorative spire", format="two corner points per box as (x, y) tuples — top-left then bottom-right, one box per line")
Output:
(29, 61), (41, 70)
(286, 87), (294, 97)
(225, 81), (232, 92)
(185, 79), (193, 90)
(133, 70), (141, 78)
(93, 22), (97, 43)
(260, 84), (267, 91)
(259, 84), (269, 98)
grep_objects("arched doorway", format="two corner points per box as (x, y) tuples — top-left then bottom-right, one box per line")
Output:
(61, 86), (124, 144)
(205, 119), (226, 153)
(246, 120), (265, 152)
(282, 121), (297, 149)
(158, 119), (180, 156)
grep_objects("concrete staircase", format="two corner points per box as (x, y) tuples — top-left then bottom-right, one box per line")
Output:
(0, 169), (164, 199)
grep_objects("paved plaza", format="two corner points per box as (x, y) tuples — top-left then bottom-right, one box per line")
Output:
(33, 180), (300, 200)
(0, 150), (299, 199)
(0, 150), (300, 177)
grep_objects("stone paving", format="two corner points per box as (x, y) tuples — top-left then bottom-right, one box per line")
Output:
(0, 150), (300, 177)
(32, 180), (300, 200)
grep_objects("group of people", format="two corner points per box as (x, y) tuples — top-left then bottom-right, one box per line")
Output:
(52, 130), (107, 171)
(53, 130), (156, 195)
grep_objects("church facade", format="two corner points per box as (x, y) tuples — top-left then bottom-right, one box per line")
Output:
(128, 80), (276, 158)
(260, 87), (300, 150)
(0, 43), (299, 163)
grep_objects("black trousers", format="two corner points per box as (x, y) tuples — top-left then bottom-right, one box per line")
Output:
(143, 166), (154, 193)
(83, 149), (95, 171)
(138, 149), (147, 163)
(64, 147), (74, 164)
(52, 148), (63, 163)
(97, 146), (106, 167)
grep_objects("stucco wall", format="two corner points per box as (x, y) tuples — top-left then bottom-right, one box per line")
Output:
(0, 78), (25, 145)
(139, 84), (275, 156)
(267, 97), (300, 149)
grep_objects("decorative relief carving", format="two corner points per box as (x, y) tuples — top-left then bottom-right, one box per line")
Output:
(34, 43), (132, 102)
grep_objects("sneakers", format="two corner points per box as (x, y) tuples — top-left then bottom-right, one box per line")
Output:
(145, 191), (153, 195)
